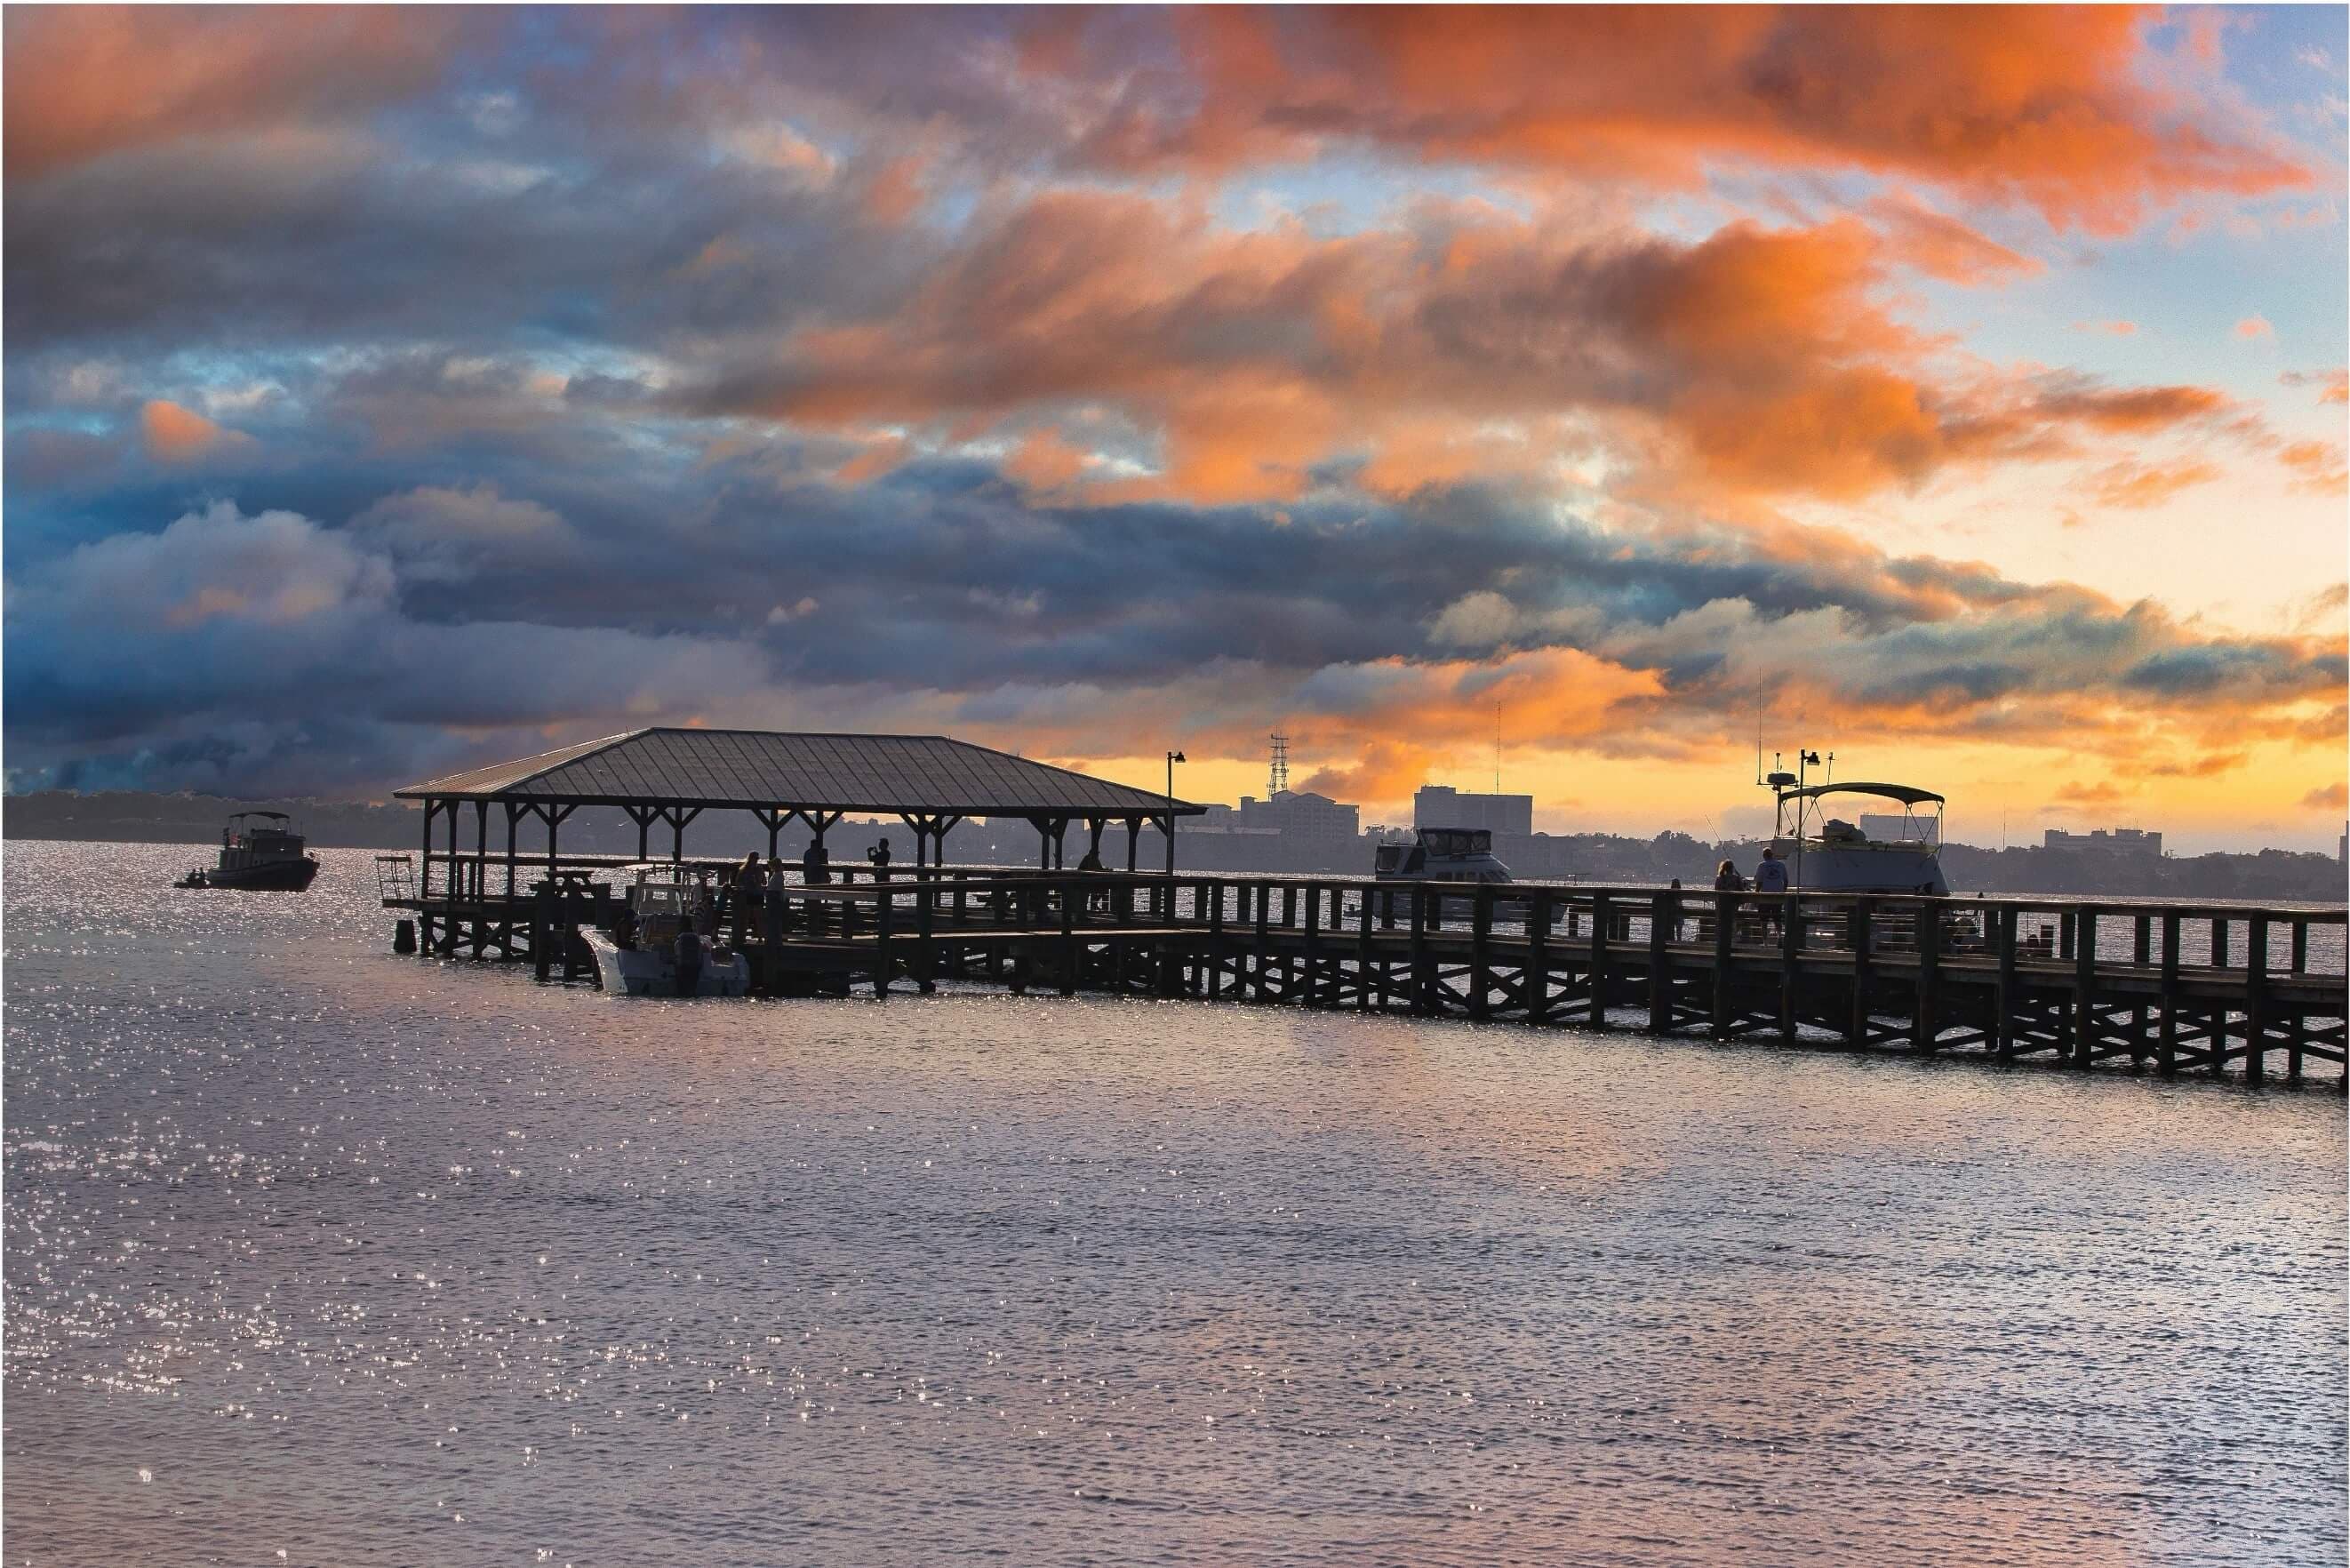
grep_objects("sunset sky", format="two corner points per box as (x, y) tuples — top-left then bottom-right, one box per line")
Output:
(4, 4), (2345, 851)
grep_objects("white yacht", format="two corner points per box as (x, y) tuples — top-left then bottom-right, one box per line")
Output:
(1374, 826), (1514, 884)
(582, 863), (751, 996)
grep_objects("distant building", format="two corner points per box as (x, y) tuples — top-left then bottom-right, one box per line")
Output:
(1859, 812), (1939, 845)
(2043, 827), (2162, 858)
(1237, 790), (1361, 868)
(1415, 785), (1533, 836)
(1175, 789), (1361, 870)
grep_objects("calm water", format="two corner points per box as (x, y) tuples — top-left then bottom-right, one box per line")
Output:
(5, 841), (2344, 1566)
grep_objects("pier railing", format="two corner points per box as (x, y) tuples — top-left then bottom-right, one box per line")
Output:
(389, 861), (2346, 1085)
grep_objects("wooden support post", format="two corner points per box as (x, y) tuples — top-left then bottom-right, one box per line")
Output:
(532, 876), (555, 981)
(474, 800), (490, 908)
(2073, 905), (2097, 1068)
(1914, 900), (1940, 1052)
(1647, 890), (1675, 1032)
(2210, 916), (2229, 970)
(1778, 892), (1801, 1043)
(873, 885), (892, 999)
(1380, 888), (1395, 930)
(1207, 880), (1226, 998)
(1252, 883), (1272, 1002)
(1356, 884), (1374, 1012)
(2243, 914), (2268, 1084)
(2131, 915), (2153, 1066)
(420, 797), (437, 900)
(1059, 878), (1076, 996)
(1589, 890), (1611, 1028)
(1709, 892), (1736, 1039)
(1303, 884), (1323, 1007)
(916, 876), (936, 993)
(2290, 917), (2308, 974)
(1993, 906), (2018, 1060)
(2158, 914), (2181, 1076)
(1527, 890), (1551, 1025)
(1409, 885), (1430, 1015)
(1469, 884), (1492, 1020)
(1847, 900), (1874, 1050)
(1123, 818), (1139, 874)
(503, 801), (521, 900)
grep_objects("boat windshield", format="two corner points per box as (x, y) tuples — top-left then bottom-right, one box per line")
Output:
(1418, 828), (1491, 857)
(629, 868), (713, 916)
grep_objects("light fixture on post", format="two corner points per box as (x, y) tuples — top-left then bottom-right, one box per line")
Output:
(1164, 750), (1186, 876)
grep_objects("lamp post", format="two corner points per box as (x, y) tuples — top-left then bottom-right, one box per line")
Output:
(1164, 750), (1186, 876)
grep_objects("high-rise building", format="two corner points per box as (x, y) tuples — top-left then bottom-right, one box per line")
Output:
(1414, 784), (1532, 836)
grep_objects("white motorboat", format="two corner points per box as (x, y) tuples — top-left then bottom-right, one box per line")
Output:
(1371, 825), (1557, 923)
(1373, 826), (1514, 884)
(586, 863), (752, 997)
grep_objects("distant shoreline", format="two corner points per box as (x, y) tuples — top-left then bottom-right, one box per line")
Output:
(5, 792), (2342, 900)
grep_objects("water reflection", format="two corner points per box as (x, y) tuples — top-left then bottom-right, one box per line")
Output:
(4, 843), (2343, 1565)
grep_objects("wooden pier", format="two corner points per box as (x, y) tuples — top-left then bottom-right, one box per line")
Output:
(387, 861), (2348, 1088)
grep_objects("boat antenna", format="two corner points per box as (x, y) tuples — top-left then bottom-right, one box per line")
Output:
(1493, 701), (1502, 795)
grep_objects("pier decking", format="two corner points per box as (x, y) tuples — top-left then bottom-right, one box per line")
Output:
(385, 863), (2349, 1088)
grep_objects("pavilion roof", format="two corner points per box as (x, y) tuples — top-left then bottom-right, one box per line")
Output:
(395, 728), (1202, 819)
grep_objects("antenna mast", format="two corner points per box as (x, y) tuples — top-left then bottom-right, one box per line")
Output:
(1267, 732), (1290, 797)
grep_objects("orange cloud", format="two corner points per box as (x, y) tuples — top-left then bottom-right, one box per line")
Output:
(2233, 315), (2274, 340)
(689, 193), (2239, 508)
(832, 436), (909, 485)
(1866, 193), (2042, 284)
(2302, 782), (2348, 811)
(2086, 458), (2220, 509)
(1042, 5), (2308, 233)
(1003, 427), (1090, 492)
(4, 6), (463, 179)
(139, 399), (249, 461)
(2071, 319), (2139, 336)
(2281, 368), (2348, 404)
(2279, 440), (2348, 494)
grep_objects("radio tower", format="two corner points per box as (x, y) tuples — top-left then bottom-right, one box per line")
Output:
(1267, 732), (1290, 796)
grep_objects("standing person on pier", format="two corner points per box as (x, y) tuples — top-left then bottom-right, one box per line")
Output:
(1754, 847), (1788, 934)
(763, 855), (788, 947)
(732, 852), (763, 948)
(802, 836), (831, 939)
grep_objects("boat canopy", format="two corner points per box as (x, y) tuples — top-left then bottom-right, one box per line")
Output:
(1775, 781), (1944, 806)
(229, 811), (292, 821)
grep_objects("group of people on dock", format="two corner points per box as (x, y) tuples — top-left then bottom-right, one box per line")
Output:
(1711, 847), (1788, 895)
(703, 836), (900, 947)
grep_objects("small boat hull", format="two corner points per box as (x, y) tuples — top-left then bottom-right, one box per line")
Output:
(176, 856), (320, 892)
(582, 932), (751, 997)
